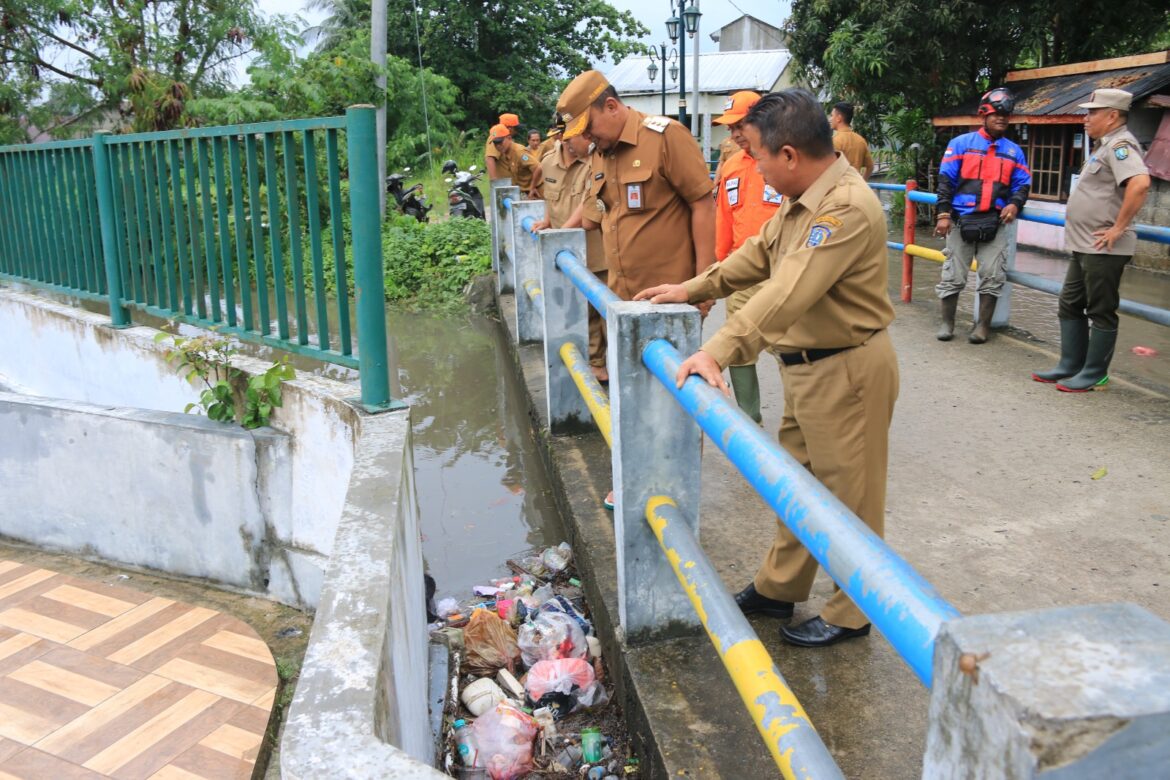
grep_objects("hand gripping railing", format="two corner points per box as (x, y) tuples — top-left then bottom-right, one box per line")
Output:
(872, 180), (1170, 329)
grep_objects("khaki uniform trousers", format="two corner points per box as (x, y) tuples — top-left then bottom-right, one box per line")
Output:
(588, 269), (608, 368)
(725, 282), (764, 367)
(754, 329), (899, 629)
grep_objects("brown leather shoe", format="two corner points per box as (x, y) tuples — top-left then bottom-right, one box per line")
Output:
(780, 616), (870, 647)
(733, 583), (793, 619)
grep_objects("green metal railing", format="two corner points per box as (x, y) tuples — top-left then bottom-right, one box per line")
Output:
(0, 106), (393, 409)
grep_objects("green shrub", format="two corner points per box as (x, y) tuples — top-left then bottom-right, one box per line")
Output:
(381, 216), (492, 310)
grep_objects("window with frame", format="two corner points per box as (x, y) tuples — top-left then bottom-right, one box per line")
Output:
(1022, 125), (1086, 201)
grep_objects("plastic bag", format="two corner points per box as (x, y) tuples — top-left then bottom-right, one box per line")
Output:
(541, 542), (573, 573)
(517, 611), (587, 667)
(524, 658), (609, 719)
(464, 608), (521, 676)
(537, 595), (593, 636)
(470, 701), (538, 780)
(524, 657), (594, 699)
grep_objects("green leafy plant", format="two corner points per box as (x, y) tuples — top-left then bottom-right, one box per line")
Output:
(154, 329), (295, 430)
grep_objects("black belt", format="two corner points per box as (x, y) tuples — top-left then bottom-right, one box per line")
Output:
(777, 346), (853, 366)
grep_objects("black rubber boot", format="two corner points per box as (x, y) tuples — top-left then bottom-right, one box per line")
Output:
(729, 365), (762, 423)
(936, 295), (959, 341)
(968, 293), (997, 344)
(1032, 318), (1088, 383)
(1057, 327), (1117, 392)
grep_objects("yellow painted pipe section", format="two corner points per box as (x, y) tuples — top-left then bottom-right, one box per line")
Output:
(905, 243), (977, 270)
(523, 279), (542, 300)
(559, 341), (612, 448)
(645, 495), (816, 780)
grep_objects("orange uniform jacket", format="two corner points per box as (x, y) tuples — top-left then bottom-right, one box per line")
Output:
(715, 149), (783, 261)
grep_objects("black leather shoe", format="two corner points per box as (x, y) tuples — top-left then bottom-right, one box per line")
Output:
(780, 616), (870, 647)
(733, 583), (793, 619)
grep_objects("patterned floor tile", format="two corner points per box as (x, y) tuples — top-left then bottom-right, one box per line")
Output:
(0, 562), (277, 779)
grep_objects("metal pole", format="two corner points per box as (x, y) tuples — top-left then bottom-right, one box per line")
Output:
(370, 0), (387, 216)
(690, 0), (700, 137)
(660, 45), (667, 116)
(902, 179), (916, 303)
(676, 11), (687, 125)
(346, 105), (394, 411)
(91, 132), (130, 327)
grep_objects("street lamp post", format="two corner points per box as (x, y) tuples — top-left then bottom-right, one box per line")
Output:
(646, 44), (679, 117)
(667, 0), (701, 127)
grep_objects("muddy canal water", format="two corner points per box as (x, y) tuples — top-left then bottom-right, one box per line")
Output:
(388, 309), (565, 600)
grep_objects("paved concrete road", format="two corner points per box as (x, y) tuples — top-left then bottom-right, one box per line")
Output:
(695, 266), (1170, 777)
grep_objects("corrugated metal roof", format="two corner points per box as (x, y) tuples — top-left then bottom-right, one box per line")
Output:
(604, 49), (791, 96)
(936, 61), (1170, 118)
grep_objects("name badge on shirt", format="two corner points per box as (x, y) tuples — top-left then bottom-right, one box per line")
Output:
(626, 183), (643, 210)
(762, 184), (783, 204)
(724, 177), (740, 206)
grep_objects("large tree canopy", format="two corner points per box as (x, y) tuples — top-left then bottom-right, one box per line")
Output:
(787, 0), (1170, 145)
(0, 0), (296, 133)
(308, 0), (648, 127)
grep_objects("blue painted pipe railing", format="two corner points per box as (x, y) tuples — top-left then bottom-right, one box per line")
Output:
(639, 338), (961, 687)
(1007, 269), (1170, 327)
(556, 250), (620, 315)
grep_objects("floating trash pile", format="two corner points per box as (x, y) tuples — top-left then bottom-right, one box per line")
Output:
(431, 543), (638, 780)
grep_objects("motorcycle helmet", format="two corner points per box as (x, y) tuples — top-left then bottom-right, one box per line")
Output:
(978, 87), (1015, 116)
(441, 159), (458, 175)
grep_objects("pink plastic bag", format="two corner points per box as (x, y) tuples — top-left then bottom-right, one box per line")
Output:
(524, 657), (595, 699)
(469, 702), (538, 780)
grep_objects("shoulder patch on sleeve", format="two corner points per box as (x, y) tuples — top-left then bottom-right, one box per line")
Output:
(806, 225), (832, 248)
(1114, 145), (1130, 161)
(812, 214), (843, 229)
(641, 115), (670, 134)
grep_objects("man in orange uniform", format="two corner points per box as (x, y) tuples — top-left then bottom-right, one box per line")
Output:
(713, 91), (784, 423)
(485, 112), (521, 180)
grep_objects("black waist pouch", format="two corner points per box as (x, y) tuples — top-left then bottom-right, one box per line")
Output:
(958, 210), (1000, 243)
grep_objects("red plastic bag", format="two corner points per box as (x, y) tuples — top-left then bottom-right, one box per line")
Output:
(464, 608), (521, 676)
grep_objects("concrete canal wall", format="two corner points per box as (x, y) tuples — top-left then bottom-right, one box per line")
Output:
(0, 286), (357, 608)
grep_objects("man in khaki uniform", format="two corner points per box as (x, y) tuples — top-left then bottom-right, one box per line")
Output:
(637, 89), (898, 647)
(556, 70), (715, 302)
(1032, 88), (1151, 392)
(829, 101), (874, 179)
(532, 124), (609, 381)
(485, 112), (520, 180)
(489, 123), (543, 199)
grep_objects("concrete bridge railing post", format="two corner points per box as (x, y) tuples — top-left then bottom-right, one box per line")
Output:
(537, 229), (591, 432)
(924, 603), (1170, 778)
(608, 301), (703, 642)
(490, 183), (520, 295)
(511, 200), (546, 344)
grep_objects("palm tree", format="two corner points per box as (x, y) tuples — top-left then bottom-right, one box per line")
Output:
(302, 0), (372, 51)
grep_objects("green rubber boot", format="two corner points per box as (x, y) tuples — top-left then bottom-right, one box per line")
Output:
(936, 295), (959, 341)
(1032, 318), (1088, 383)
(729, 365), (763, 423)
(1057, 327), (1117, 392)
(968, 293), (997, 344)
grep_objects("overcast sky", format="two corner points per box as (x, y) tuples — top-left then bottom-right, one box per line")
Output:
(253, 0), (794, 62)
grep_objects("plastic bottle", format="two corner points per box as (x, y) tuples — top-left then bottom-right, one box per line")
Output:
(453, 719), (479, 767)
(581, 727), (603, 763)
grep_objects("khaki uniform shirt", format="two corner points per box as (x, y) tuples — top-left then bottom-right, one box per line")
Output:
(1065, 125), (1148, 256)
(485, 138), (502, 179)
(833, 128), (874, 178)
(713, 136), (740, 180)
(537, 137), (558, 162)
(683, 154), (894, 367)
(583, 109), (714, 300)
(495, 143), (542, 194)
(541, 142), (606, 272)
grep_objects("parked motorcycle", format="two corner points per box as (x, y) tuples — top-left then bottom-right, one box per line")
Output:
(442, 160), (486, 220)
(386, 167), (431, 222)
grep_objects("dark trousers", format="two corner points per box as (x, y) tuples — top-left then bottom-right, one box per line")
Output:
(1058, 251), (1130, 331)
